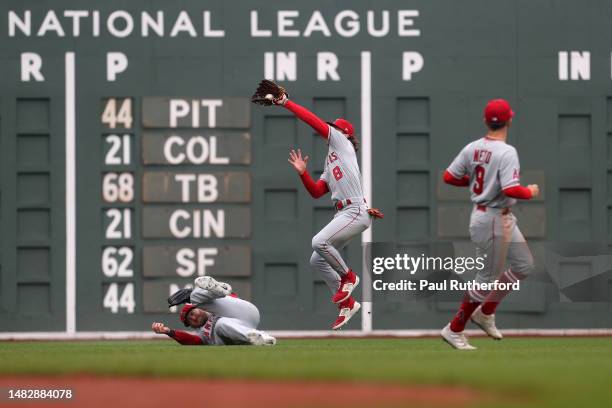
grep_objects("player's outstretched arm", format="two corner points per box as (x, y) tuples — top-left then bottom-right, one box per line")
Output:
(443, 170), (470, 187)
(251, 79), (328, 138)
(152, 322), (204, 345)
(288, 149), (329, 199)
(283, 100), (330, 139)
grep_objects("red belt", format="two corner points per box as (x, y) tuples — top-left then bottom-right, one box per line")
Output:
(476, 205), (510, 215)
(335, 199), (352, 210)
(335, 198), (366, 211)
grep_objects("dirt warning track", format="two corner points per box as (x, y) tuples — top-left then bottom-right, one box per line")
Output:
(0, 376), (483, 408)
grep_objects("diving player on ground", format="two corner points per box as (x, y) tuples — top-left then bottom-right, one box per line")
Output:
(441, 99), (539, 350)
(270, 92), (383, 330)
(152, 276), (276, 346)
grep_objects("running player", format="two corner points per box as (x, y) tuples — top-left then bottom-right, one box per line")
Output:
(440, 99), (539, 350)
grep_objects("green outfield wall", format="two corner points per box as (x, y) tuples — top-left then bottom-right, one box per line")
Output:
(1, 1), (611, 332)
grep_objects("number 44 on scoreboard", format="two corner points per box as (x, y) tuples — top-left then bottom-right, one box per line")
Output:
(103, 283), (135, 314)
(102, 98), (133, 129)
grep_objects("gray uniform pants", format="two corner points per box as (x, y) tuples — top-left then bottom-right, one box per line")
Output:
(310, 203), (371, 293)
(190, 288), (261, 329)
(213, 317), (259, 345)
(468, 207), (534, 301)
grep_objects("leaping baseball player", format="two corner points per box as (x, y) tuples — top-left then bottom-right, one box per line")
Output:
(152, 276), (276, 346)
(251, 80), (383, 330)
(441, 99), (539, 350)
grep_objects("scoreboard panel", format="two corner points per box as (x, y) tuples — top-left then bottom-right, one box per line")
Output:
(77, 95), (256, 330)
(1, 1), (612, 333)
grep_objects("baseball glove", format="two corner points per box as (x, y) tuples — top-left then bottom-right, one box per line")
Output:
(251, 79), (289, 106)
(167, 288), (193, 307)
(367, 208), (384, 219)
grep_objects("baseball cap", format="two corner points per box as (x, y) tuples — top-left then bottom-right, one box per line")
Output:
(326, 118), (355, 136)
(484, 99), (514, 123)
(179, 303), (198, 327)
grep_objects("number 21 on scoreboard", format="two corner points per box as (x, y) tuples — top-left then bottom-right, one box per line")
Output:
(105, 134), (131, 165)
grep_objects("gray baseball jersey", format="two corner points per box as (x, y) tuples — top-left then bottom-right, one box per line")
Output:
(320, 127), (364, 202)
(447, 137), (521, 208)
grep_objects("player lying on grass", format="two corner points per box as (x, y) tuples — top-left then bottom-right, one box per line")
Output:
(152, 276), (276, 346)
(251, 79), (383, 330)
(440, 99), (539, 350)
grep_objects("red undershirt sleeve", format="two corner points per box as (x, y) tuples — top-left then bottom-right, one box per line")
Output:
(167, 330), (204, 345)
(443, 170), (470, 187)
(502, 185), (533, 200)
(284, 100), (330, 139)
(299, 170), (329, 199)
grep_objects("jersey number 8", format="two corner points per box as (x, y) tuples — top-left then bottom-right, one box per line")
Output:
(332, 166), (343, 181)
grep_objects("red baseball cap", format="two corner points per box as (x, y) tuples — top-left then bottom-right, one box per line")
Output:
(327, 118), (355, 136)
(179, 303), (198, 327)
(484, 99), (514, 123)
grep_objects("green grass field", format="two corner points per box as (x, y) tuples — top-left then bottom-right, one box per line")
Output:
(1, 338), (611, 407)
